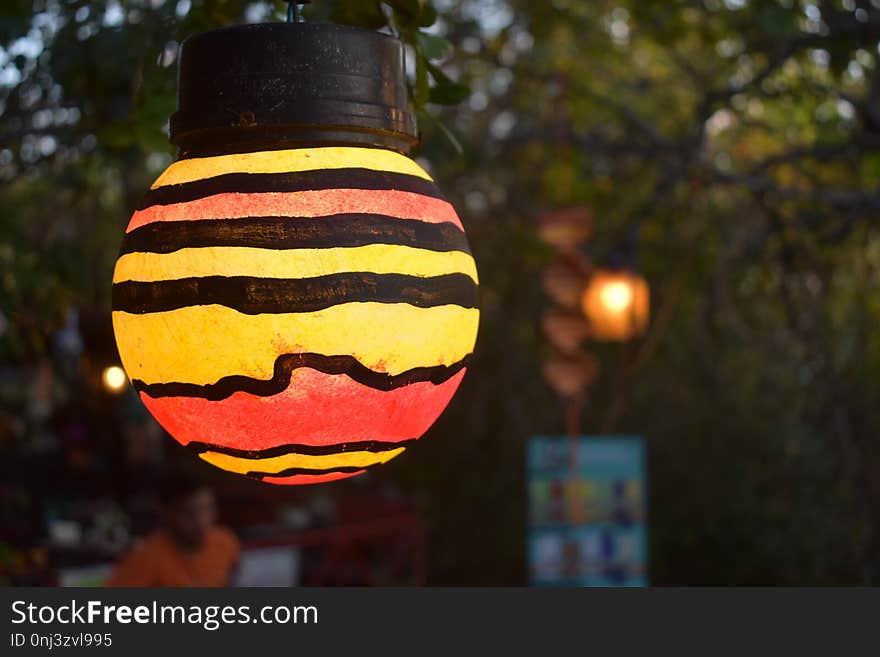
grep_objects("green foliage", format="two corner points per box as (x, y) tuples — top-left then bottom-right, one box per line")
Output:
(412, 0), (880, 584)
(302, 0), (470, 150)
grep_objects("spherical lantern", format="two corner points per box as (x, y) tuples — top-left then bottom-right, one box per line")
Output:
(111, 23), (479, 485)
(580, 268), (649, 342)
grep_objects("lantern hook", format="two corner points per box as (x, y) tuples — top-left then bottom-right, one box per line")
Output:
(286, 1), (309, 23)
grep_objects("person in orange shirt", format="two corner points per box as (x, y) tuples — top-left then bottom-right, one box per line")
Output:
(108, 470), (240, 587)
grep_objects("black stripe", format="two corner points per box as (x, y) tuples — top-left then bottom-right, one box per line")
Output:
(246, 465), (368, 479)
(120, 214), (470, 255)
(138, 169), (444, 209)
(134, 353), (469, 400)
(112, 272), (478, 315)
(187, 438), (418, 459)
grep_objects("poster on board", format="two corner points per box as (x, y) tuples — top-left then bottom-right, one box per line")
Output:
(527, 436), (647, 586)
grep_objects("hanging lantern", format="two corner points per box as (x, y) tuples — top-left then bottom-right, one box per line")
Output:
(580, 268), (649, 342)
(537, 207), (591, 253)
(541, 352), (599, 400)
(111, 23), (479, 485)
(541, 259), (590, 310)
(540, 309), (591, 354)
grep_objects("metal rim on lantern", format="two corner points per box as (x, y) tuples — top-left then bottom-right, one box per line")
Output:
(170, 21), (419, 157)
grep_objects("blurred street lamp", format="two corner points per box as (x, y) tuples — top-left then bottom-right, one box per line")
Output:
(101, 365), (128, 395)
(580, 269), (650, 342)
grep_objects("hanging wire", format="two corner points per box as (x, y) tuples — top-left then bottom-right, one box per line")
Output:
(286, 1), (304, 23)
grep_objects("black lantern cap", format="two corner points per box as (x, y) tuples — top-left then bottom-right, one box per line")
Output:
(170, 22), (418, 157)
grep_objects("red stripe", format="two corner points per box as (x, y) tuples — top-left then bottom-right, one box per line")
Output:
(128, 189), (462, 231)
(141, 369), (466, 451)
(261, 471), (365, 485)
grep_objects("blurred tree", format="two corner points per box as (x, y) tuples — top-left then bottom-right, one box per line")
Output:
(415, 0), (880, 584)
(3, 0), (880, 584)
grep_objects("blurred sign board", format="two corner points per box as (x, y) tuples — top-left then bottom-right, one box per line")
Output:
(58, 563), (113, 587)
(528, 436), (647, 587)
(233, 546), (301, 587)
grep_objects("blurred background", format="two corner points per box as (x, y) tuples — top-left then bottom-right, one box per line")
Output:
(3, 0), (880, 586)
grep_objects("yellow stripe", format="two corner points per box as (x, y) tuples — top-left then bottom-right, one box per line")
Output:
(113, 303), (479, 385)
(113, 245), (478, 284)
(199, 447), (405, 475)
(152, 147), (433, 189)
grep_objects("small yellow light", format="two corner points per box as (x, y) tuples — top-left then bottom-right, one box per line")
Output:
(599, 281), (634, 313)
(581, 269), (650, 342)
(102, 365), (128, 394)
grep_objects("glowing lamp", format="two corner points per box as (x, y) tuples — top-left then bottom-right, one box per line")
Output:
(111, 23), (479, 485)
(102, 365), (128, 394)
(580, 268), (649, 341)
